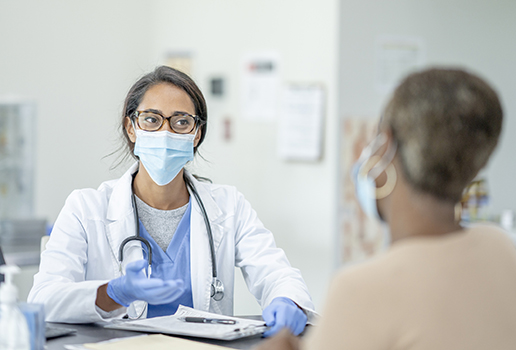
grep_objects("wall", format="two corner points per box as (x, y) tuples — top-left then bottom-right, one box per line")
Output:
(0, 0), (155, 222)
(149, 0), (340, 314)
(339, 0), (516, 218)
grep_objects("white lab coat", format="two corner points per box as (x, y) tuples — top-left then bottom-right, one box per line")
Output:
(28, 163), (315, 323)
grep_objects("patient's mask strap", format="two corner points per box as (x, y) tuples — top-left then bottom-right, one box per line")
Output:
(358, 133), (397, 181)
(358, 155), (397, 199)
(357, 133), (387, 164)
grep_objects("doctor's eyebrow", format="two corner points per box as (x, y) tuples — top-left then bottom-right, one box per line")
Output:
(141, 109), (194, 116)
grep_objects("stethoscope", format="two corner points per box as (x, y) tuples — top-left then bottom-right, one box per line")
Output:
(118, 172), (225, 306)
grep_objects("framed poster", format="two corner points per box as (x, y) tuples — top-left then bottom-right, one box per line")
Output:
(338, 118), (386, 265)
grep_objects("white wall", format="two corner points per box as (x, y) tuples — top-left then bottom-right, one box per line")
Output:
(0, 0), (155, 221)
(149, 0), (340, 314)
(339, 0), (516, 217)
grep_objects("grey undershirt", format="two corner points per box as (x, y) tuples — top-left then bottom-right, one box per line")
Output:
(134, 195), (189, 252)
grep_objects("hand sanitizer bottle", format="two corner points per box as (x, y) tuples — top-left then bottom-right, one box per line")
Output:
(0, 265), (30, 350)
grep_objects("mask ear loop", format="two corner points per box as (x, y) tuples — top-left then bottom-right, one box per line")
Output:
(376, 163), (397, 199)
(359, 155), (398, 199)
(357, 133), (398, 200)
(357, 133), (396, 179)
(356, 133), (388, 164)
(368, 136), (397, 179)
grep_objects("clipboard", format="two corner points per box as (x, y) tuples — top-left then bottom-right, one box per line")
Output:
(104, 306), (268, 341)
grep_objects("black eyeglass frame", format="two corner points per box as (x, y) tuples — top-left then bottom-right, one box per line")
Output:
(131, 110), (205, 134)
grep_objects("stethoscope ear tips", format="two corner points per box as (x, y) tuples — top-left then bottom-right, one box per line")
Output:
(211, 278), (225, 301)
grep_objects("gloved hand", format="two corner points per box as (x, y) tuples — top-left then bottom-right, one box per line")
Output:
(262, 297), (307, 337)
(107, 259), (184, 307)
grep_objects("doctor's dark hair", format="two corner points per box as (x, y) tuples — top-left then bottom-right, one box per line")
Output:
(380, 68), (503, 203)
(120, 66), (208, 160)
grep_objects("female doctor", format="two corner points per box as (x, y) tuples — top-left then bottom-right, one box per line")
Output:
(28, 66), (315, 336)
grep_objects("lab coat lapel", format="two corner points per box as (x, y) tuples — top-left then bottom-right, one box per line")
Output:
(105, 163), (148, 318)
(186, 172), (225, 311)
(105, 163), (144, 274)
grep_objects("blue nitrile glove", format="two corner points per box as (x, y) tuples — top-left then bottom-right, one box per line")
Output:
(262, 297), (307, 337)
(107, 259), (184, 307)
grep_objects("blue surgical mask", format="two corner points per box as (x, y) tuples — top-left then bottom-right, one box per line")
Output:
(352, 163), (381, 221)
(134, 129), (195, 186)
(352, 133), (396, 247)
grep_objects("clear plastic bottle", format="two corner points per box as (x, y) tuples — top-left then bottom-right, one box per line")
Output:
(0, 265), (30, 350)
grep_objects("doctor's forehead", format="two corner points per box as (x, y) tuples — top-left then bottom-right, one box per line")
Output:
(138, 83), (195, 114)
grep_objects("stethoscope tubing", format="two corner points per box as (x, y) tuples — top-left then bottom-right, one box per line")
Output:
(184, 175), (218, 279)
(118, 193), (153, 266)
(117, 172), (223, 301)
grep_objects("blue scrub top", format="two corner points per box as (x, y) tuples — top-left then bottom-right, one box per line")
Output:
(138, 200), (194, 317)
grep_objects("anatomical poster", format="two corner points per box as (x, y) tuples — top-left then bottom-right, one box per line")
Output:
(339, 118), (386, 265)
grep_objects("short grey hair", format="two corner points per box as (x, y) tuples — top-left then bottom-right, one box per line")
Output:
(381, 68), (503, 202)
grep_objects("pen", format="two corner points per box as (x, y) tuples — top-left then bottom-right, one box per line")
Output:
(184, 317), (236, 325)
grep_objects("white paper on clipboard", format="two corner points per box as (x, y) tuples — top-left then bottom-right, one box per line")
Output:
(278, 84), (325, 161)
(104, 305), (267, 341)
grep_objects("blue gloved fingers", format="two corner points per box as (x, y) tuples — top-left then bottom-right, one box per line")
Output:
(132, 276), (167, 291)
(262, 303), (277, 326)
(162, 279), (184, 291)
(263, 303), (291, 337)
(142, 279), (183, 299)
(262, 299), (279, 337)
(279, 303), (307, 336)
(145, 280), (185, 305)
(263, 322), (284, 337)
(107, 261), (149, 307)
(109, 257), (187, 306)
(107, 279), (131, 307)
(291, 309), (307, 336)
(261, 297), (308, 337)
(108, 260), (181, 307)
(276, 301), (307, 335)
(125, 259), (148, 275)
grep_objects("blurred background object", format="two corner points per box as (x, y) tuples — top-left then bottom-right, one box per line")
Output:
(0, 99), (36, 219)
(0, 98), (46, 300)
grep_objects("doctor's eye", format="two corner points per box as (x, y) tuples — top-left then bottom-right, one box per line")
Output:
(138, 113), (163, 130)
(143, 115), (161, 124)
(170, 114), (195, 133)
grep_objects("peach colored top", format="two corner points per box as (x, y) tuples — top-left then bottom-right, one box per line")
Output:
(302, 224), (516, 350)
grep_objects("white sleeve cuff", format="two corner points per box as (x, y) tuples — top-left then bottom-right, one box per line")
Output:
(95, 305), (127, 320)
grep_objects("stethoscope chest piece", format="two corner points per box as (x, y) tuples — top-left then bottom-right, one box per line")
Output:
(211, 278), (224, 301)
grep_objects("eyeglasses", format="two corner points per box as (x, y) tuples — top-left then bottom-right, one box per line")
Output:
(132, 110), (204, 133)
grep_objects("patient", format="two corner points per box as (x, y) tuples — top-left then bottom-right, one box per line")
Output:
(257, 68), (516, 349)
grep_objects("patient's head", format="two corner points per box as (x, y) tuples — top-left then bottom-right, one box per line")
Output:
(380, 68), (503, 203)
